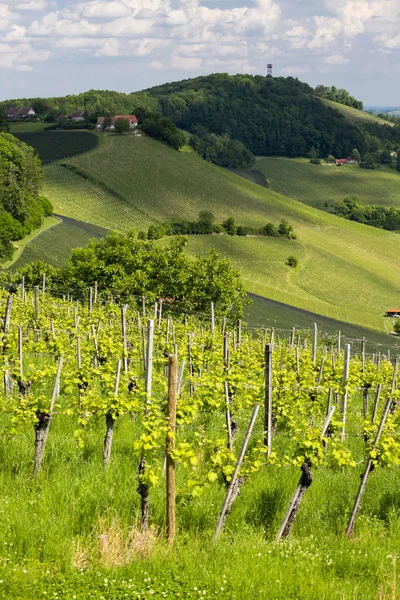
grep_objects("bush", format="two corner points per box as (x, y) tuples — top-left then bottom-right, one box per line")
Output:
(286, 256), (298, 268)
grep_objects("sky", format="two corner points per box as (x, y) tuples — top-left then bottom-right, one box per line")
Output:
(0, 0), (400, 104)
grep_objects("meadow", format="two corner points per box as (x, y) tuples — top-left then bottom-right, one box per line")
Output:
(321, 98), (395, 127)
(9, 133), (400, 333)
(256, 157), (400, 210)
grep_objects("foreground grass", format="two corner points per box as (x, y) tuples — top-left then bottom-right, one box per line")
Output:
(256, 157), (400, 210)
(2, 413), (400, 599)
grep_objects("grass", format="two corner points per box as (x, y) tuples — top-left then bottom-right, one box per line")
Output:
(7, 121), (54, 133)
(321, 98), (395, 127)
(12, 131), (99, 162)
(256, 157), (400, 210)
(10, 216), (108, 270)
(16, 133), (398, 332)
(3, 409), (400, 599)
(43, 164), (148, 230)
(0, 216), (59, 269)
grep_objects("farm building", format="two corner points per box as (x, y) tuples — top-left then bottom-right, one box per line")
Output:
(5, 107), (36, 119)
(335, 157), (357, 166)
(385, 309), (400, 318)
(68, 111), (85, 121)
(96, 115), (138, 130)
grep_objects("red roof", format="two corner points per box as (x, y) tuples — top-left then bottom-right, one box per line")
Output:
(97, 115), (138, 125)
(386, 309), (400, 313)
(5, 106), (35, 116)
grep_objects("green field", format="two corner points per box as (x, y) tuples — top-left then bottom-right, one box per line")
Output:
(321, 98), (395, 127)
(8, 121), (54, 133)
(13, 130), (99, 161)
(11, 133), (400, 332)
(256, 157), (400, 210)
(10, 216), (108, 270)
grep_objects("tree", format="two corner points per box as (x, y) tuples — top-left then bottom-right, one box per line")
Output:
(380, 149), (392, 164)
(17, 234), (248, 319)
(397, 154), (400, 173)
(103, 116), (112, 131)
(360, 153), (376, 170)
(263, 223), (279, 237)
(114, 118), (131, 134)
(223, 217), (236, 235)
(309, 147), (321, 165)
(278, 220), (294, 238)
(326, 154), (336, 164)
(351, 148), (361, 163)
(286, 256), (298, 268)
(394, 320), (400, 335)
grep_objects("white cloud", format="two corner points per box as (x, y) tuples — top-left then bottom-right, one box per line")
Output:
(324, 53), (350, 64)
(81, 1), (132, 19)
(15, 1), (53, 11)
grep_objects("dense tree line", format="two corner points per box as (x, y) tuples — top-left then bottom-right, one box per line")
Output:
(140, 212), (295, 240)
(189, 127), (255, 168)
(333, 197), (400, 231)
(0, 133), (52, 261)
(135, 109), (186, 150)
(314, 85), (364, 110)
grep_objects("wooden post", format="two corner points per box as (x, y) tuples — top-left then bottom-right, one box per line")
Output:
(103, 360), (121, 466)
(225, 381), (233, 452)
(337, 331), (341, 354)
(89, 287), (93, 314)
(237, 320), (242, 348)
(34, 285), (40, 319)
(264, 344), (273, 456)
(42, 273), (46, 297)
(142, 295), (146, 317)
(346, 396), (393, 537)
(3, 291), (13, 395)
(121, 304), (128, 374)
(210, 302), (215, 334)
(276, 406), (335, 541)
(33, 357), (63, 475)
(312, 322), (317, 366)
(166, 354), (178, 543)
(18, 326), (23, 377)
(341, 344), (351, 441)
(371, 384), (382, 424)
(94, 281), (98, 304)
(361, 338), (366, 372)
(21, 276), (25, 302)
(158, 300), (163, 329)
(214, 403), (261, 538)
(145, 320), (154, 404)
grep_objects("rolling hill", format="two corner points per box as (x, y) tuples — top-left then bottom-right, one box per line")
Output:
(255, 157), (400, 210)
(14, 132), (400, 333)
(320, 99), (395, 127)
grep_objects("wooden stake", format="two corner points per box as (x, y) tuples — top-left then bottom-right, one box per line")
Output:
(264, 344), (273, 455)
(346, 396), (393, 537)
(214, 403), (261, 538)
(276, 406), (335, 541)
(312, 322), (317, 366)
(166, 354), (178, 543)
(145, 320), (154, 404)
(33, 357), (63, 475)
(18, 326), (23, 377)
(341, 344), (351, 441)
(121, 304), (128, 374)
(210, 302), (215, 334)
(34, 285), (40, 319)
(103, 360), (121, 466)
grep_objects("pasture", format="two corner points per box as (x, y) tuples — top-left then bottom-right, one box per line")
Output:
(256, 157), (400, 210)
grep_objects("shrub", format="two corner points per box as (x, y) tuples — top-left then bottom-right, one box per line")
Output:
(286, 256), (298, 268)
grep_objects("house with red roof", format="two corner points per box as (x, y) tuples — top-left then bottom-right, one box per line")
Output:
(96, 115), (138, 130)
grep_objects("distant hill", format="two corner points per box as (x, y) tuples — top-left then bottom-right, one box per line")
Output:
(320, 99), (395, 127)
(3, 74), (400, 160)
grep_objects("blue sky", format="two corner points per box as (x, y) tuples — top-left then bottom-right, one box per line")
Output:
(1, 0), (399, 104)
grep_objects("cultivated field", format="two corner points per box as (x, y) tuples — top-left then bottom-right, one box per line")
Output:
(256, 157), (400, 210)
(13, 134), (400, 332)
(13, 130), (99, 161)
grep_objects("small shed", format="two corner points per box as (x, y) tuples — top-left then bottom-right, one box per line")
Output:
(385, 309), (400, 318)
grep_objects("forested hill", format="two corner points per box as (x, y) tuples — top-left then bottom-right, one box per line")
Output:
(2, 73), (400, 159)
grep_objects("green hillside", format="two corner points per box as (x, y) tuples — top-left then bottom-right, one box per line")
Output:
(256, 157), (400, 210)
(13, 131), (99, 162)
(320, 98), (395, 127)
(24, 133), (400, 333)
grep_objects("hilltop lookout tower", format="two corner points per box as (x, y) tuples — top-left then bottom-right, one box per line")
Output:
(267, 64), (273, 77)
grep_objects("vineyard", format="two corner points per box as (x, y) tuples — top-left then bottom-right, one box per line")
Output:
(256, 157), (400, 210)
(2, 284), (400, 598)
(13, 131), (99, 162)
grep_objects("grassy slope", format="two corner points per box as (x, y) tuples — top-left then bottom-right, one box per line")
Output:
(256, 157), (400, 210)
(31, 133), (400, 332)
(0, 216), (59, 269)
(11, 216), (108, 270)
(321, 98), (395, 127)
(13, 130), (99, 162)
